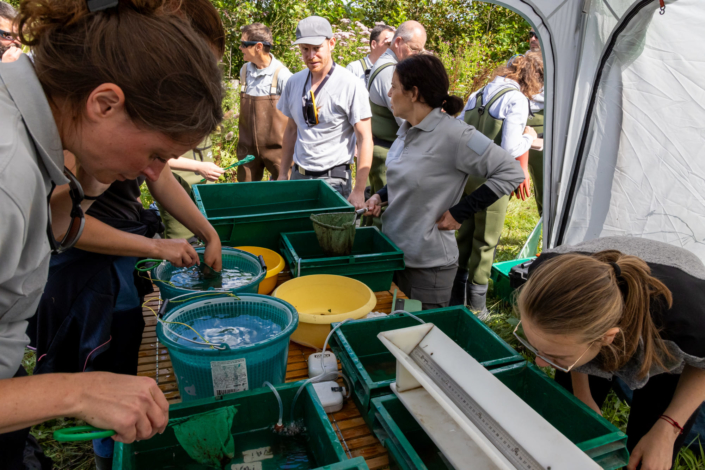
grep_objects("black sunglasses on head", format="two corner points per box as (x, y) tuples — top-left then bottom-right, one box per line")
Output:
(529, 31), (538, 39)
(241, 40), (271, 48)
(46, 168), (86, 255)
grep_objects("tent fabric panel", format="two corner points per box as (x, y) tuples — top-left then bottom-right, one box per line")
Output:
(561, 0), (705, 260)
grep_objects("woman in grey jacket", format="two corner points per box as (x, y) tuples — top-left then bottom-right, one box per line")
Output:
(0, 0), (223, 459)
(365, 54), (524, 309)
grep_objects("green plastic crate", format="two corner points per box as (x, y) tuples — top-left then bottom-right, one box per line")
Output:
(329, 307), (523, 424)
(280, 227), (405, 292)
(490, 257), (534, 303)
(370, 362), (629, 470)
(114, 382), (369, 470)
(193, 180), (354, 250)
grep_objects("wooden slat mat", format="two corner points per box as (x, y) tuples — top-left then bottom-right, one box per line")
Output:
(138, 271), (407, 470)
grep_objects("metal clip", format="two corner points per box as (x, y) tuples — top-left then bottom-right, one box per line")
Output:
(86, 0), (118, 12)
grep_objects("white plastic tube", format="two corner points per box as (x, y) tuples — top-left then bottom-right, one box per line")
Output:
(262, 381), (283, 429)
(390, 310), (426, 324)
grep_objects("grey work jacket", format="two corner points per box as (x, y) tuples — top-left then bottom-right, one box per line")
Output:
(0, 55), (67, 379)
(381, 108), (524, 269)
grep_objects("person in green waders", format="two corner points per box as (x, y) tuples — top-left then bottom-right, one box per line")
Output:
(156, 138), (224, 240)
(450, 52), (543, 317)
(345, 24), (395, 86)
(525, 28), (545, 216)
(364, 20), (426, 227)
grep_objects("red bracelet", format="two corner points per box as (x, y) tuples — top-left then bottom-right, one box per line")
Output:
(659, 415), (684, 434)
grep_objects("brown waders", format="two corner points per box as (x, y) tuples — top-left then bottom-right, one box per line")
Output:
(237, 65), (288, 182)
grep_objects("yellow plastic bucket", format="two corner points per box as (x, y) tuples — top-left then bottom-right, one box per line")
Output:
(235, 246), (285, 295)
(273, 275), (377, 349)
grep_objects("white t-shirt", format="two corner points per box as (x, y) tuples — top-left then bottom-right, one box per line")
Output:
(457, 76), (532, 158)
(345, 55), (372, 84)
(277, 64), (372, 171)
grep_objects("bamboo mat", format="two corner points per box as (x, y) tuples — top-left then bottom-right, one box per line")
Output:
(137, 270), (408, 470)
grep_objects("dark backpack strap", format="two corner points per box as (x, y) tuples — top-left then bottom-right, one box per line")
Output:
(359, 58), (369, 72)
(367, 62), (395, 91)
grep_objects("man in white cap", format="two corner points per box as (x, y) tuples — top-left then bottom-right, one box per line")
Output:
(364, 20), (426, 226)
(277, 16), (373, 209)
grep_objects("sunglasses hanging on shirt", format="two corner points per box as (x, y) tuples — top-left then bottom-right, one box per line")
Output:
(46, 167), (86, 255)
(302, 63), (336, 127)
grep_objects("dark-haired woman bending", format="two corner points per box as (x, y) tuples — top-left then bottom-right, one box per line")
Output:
(365, 54), (524, 309)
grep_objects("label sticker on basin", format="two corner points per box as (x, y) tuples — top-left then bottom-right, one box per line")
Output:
(231, 463), (262, 470)
(243, 446), (273, 463)
(211, 358), (248, 396)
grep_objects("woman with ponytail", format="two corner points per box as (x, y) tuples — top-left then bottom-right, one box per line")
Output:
(0, 0), (223, 460)
(451, 51), (544, 317)
(365, 54), (524, 309)
(516, 237), (705, 470)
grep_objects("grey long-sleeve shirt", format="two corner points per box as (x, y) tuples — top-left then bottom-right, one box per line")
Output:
(367, 49), (404, 127)
(381, 108), (524, 269)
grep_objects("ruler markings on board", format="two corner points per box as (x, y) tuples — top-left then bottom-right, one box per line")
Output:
(410, 346), (546, 470)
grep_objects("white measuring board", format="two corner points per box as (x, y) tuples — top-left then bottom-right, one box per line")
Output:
(378, 324), (601, 470)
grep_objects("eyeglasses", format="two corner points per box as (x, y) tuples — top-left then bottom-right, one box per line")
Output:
(529, 31), (538, 39)
(46, 168), (86, 255)
(0, 29), (18, 42)
(240, 40), (270, 48)
(513, 320), (596, 373)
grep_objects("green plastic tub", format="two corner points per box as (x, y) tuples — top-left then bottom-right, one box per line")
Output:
(329, 307), (523, 424)
(370, 362), (629, 470)
(152, 247), (266, 302)
(193, 180), (354, 250)
(490, 257), (534, 303)
(114, 382), (370, 470)
(280, 227), (405, 292)
(157, 294), (298, 402)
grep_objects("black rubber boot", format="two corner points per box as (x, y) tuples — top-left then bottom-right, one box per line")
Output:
(449, 269), (469, 306)
(467, 283), (489, 320)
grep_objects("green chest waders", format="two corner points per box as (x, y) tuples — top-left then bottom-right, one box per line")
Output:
(365, 62), (399, 229)
(456, 87), (522, 293)
(157, 137), (214, 240)
(526, 109), (544, 216)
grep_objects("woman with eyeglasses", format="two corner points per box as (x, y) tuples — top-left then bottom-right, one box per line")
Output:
(0, 0), (223, 460)
(365, 54), (524, 310)
(516, 237), (705, 470)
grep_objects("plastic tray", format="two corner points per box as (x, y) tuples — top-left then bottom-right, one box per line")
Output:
(193, 180), (354, 250)
(329, 307), (523, 424)
(114, 382), (369, 469)
(490, 257), (534, 303)
(370, 362), (629, 470)
(280, 227), (405, 292)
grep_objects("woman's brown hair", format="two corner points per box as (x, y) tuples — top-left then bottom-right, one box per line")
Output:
(493, 51), (543, 100)
(517, 250), (674, 379)
(174, 0), (225, 58)
(17, 0), (223, 143)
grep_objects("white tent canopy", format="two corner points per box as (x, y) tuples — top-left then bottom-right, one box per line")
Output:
(488, 0), (705, 261)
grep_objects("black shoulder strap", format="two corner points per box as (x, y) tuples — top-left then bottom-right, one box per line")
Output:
(367, 62), (395, 91)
